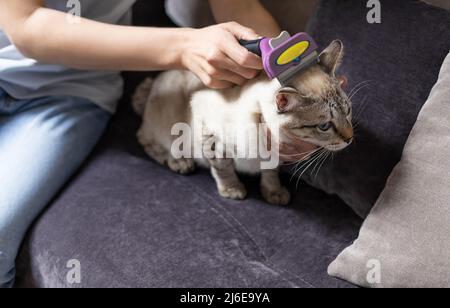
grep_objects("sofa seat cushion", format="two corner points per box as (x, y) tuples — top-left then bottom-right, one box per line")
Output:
(16, 93), (362, 288)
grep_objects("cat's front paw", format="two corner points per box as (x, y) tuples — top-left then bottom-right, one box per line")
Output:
(262, 186), (291, 206)
(168, 158), (196, 175)
(219, 184), (247, 200)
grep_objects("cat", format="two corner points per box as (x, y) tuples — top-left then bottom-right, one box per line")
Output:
(132, 40), (353, 206)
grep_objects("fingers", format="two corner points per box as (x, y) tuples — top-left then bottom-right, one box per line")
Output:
(222, 21), (259, 41)
(182, 22), (265, 89)
(221, 39), (263, 70)
(217, 54), (259, 80)
(207, 49), (259, 80)
(199, 57), (248, 86)
(220, 23), (263, 70)
(214, 69), (248, 86)
(189, 55), (234, 89)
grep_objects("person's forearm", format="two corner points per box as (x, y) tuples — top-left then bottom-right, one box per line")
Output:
(11, 8), (190, 71)
(209, 0), (281, 37)
(1, 0), (264, 88)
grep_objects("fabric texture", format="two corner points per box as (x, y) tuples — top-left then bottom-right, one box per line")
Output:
(328, 52), (450, 288)
(165, 0), (319, 33)
(301, 0), (450, 218)
(0, 0), (136, 113)
(0, 89), (110, 288)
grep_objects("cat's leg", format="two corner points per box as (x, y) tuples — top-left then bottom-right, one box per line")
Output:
(260, 169), (291, 206)
(141, 140), (169, 166)
(139, 135), (196, 175)
(202, 133), (247, 200)
(209, 157), (247, 200)
(167, 156), (196, 175)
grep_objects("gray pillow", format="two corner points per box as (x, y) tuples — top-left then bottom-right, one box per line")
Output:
(303, 0), (450, 217)
(422, 0), (450, 11)
(328, 52), (450, 288)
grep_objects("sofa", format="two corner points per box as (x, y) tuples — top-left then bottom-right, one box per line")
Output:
(15, 0), (450, 288)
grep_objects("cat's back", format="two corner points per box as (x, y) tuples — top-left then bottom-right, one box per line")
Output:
(152, 70), (204, 101)
(144, 70), (204, 124)
(139, 70), (203, 148)
(190, 74), (269, 126)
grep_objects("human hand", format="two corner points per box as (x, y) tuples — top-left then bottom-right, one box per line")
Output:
(182, 22), (264, 89)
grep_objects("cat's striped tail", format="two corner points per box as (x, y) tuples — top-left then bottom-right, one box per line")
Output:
(132, 77), (154, 116)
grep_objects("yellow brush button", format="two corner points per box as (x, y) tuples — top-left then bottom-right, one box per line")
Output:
(277, 41), (310, 66)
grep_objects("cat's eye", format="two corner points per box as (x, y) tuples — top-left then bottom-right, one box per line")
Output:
(318, 122), (334, 132)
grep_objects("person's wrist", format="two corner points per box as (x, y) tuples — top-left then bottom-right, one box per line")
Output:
(173, 28), (196, 70)
(145, 28), (194, 71)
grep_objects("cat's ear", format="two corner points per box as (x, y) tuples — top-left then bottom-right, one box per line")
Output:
(337, 75), (348, 89)
(276, 87), (309, 113)
(319, 40), (344, 76)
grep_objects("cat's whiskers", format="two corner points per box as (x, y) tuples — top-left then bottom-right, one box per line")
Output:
(281, 146), (323, 158)
(282, 147), (323, 168)
(348, 80), (370, 96)
(348, 80), (372, 98)
(292, 148), (327, 189)
(295, 149), (327, 189)
(289, 148), (324, 182)
(310, 149), (329, 179)
(314, 150), (331, 180)
(292, 147), (324, 168)
(290, 158), (310, 181)
(281, 150), (322, 167)
(355, 94), (370, 117)
(349, 84), (371, 102)
(352, 94), (370, 130)
(282, 157), (313, 167)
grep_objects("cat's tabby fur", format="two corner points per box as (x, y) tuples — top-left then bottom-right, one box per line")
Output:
(133, 40), (353, 205)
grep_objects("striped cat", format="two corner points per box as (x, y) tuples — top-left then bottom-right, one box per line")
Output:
(133, 40), (353, 205)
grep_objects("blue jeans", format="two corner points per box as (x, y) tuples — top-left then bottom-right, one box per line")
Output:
(0, 88), (110, 288)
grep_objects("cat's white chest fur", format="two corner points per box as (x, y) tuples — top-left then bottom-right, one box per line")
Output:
(190, 76), (280, 175)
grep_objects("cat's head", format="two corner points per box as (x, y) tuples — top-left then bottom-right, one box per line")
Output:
(274, 40), (353, 152)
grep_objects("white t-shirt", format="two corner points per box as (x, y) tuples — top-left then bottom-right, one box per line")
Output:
(0, 0), (136, 113)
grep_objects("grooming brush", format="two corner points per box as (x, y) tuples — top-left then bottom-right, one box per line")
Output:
(240, 31), (319, 86)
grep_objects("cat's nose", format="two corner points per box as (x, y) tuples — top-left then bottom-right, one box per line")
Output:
(340, 122), (354, 144)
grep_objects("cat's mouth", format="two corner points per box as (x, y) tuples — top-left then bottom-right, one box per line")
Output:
(324, 141), (352, 152)
(282, 133), (351, 154)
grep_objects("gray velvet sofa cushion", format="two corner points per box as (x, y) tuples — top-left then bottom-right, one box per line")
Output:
(303, 0), (450, 218)
(15, 1), (362, 288)
(329, 53), (450, 288)
(16, 141), (361, 288)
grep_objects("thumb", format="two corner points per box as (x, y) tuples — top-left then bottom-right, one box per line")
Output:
(223, 22), (260, 40)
